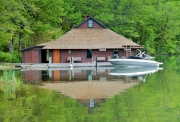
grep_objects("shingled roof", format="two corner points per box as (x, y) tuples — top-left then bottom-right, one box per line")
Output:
(40, 16), (142, 49)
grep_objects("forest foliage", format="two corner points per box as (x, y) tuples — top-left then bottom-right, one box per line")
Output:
(1, 0), (180, 62)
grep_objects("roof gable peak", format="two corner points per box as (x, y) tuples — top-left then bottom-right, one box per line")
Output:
(75, 16), (107, 29)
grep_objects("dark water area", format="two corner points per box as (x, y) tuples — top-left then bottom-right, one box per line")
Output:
(0, 56), (180, 122)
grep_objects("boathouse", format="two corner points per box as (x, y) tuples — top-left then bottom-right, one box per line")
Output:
(21, 16), (143, 63)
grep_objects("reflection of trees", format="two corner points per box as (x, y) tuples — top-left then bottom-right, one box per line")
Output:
(0, 85), (89, 121)
(92, 57), (180, 121)
(161, 56), (180, 73)
(160, 56), (180, 68)
(0, 84), (20, 99)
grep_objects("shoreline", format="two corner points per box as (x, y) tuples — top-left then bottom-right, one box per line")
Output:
(0, 65), (14, 69)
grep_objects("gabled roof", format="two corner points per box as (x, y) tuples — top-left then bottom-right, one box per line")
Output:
(41, 28), (142, 49)
(75, 16), (107, 28)
(37, 16), (143, 49)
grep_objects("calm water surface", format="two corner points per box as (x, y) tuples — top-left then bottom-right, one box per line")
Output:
(0, 56), (180, 122)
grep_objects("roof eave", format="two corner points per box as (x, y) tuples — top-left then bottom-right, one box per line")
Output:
(21, 46), (44, 52)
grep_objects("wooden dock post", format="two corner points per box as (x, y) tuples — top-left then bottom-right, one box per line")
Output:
(95, 56), (97, 75)
(49, 69), (52, 78)
(72, 57), (74, 64)
(49, 57), (52, 67)
(95, 56), (97, 68)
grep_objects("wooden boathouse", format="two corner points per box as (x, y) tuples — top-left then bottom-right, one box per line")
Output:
(21, 16), (143, 64)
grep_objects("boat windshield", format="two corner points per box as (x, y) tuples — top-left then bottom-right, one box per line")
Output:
(125, 56), (143, 59)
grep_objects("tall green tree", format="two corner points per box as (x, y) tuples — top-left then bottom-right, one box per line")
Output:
(137, 0), (180, 54)
(26, 0), (65, 46)
(1, 0), (180, 62)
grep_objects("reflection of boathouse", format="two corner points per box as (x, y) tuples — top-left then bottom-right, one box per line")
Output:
(22, 67), (153, 113)
(22, 68), (140, 101)
(22, 67), (143, 84)
(21, 16), (143, 64)
(22, 66), (162, 83)
(22, 66), (162, 113)
(22, 68), (113, 83)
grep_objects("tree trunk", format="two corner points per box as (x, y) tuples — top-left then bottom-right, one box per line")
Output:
(18, 22), (24, 52)
(18, 32), (23, 52)
(9, 38), (14, 55)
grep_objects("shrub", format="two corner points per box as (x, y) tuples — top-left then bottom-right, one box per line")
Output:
(0, 51), (22, 63)
(0, 51), (11, 62)
(11, 51), (22, 63)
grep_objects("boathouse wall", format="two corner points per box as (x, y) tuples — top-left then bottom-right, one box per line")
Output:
(22, 48), (137, 63)
(59, 49), (136, 63)
(60, 49), (114, 63)
(120, 49), (136, 58)
(61, 49), (92, 63)
(22, 47), (42, 63)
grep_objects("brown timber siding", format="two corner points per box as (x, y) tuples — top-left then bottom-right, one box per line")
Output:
(60, 49), (112, 63)
(120, 49), (136, 57)
(22, 48), (41, 63)
(24, 51), (32, 63)
(61, 49), (86, 63)
(32, 51), (39, 63)
(78, 21), (104, 28)
(60, 49), (137, 63)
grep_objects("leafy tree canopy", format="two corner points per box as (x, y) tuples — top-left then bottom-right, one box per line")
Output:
(0, 0), (180, 62)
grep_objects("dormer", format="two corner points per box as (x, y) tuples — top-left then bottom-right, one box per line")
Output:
(75, 16), (107, 29)
(87, 19), (93, 28)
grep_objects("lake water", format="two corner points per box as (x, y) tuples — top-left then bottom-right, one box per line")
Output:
(0, 56), (180, 122)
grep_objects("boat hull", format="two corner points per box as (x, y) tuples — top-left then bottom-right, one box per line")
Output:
(108, 58), (162, 67)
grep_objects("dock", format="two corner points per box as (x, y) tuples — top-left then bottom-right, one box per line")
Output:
(13, 62), (113, 69)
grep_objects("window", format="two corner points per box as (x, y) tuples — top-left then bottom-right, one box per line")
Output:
(88, 19), (93, 28)
(68, 50), (71, 54)
(87, 49), (92, 58)
(46, 50), (49, 61)
(113, 49), (119, 58)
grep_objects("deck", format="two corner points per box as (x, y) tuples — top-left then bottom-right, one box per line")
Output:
(12, 62), (113, 69)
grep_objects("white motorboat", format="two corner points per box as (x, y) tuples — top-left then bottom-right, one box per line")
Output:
(108, 50), (163, 67)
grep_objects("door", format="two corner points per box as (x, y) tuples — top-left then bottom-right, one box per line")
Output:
(53, 49), (60, 63)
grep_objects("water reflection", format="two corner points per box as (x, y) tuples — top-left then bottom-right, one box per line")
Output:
(109, 66), (163, 82)
(21, 66), (163, 111)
